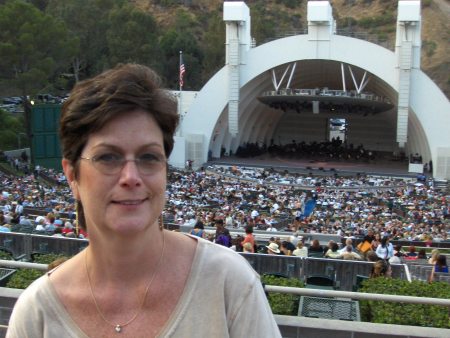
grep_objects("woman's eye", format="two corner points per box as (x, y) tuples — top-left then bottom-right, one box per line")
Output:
(140, 153), (164, 163)
(95, 153), (121, 163)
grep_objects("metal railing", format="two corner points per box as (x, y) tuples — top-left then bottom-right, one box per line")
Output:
(0, 276), (449, 338)
(260, 88), (392, 104)
(0, 260), (47, 271)
(265, 285), (450, 306)
(259, 29), (395, 51)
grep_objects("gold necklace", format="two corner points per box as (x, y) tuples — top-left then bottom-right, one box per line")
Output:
(85, 230), (166, 333)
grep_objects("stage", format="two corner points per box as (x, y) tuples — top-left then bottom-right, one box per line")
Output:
(208, 154), (421, 178)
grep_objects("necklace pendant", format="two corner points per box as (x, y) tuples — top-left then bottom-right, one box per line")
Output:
(115, 325), (122, 333)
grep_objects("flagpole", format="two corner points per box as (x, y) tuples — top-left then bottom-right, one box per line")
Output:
(178, 51), (183, 137)
(179, 50), (183, 92)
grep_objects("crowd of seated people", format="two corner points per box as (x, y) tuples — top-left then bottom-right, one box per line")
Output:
(251, 234), (446, 282)
(1, 160), (449, 249)
(235, 139), (376, 162)
(210, 164), (412, 188)
(0, 170), (82, 238)
(166, 165), (448, 242)
(1, 161), (448, 295)
(1, 164), (449, 288)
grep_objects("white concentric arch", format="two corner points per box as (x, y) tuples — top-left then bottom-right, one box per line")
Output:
(180, 34), (449, 177)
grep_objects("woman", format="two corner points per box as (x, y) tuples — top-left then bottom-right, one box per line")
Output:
(324, 242), (342, 259)
(371, 232), (381, 251)
(428, 248), (440, 265)
(370, 260), (392, 278)
(266, 242), (281, 255)
(405, 245), (418, 258)
(429, 254), (449, 282)
(417, 248), (427, 260)
(189, 221), (205, 238)
(293, 241), (308, 257)
(341, 246), (362, 261)
(214, 219), (232, 247)
(308, 239), (324, 256)
(241, 225), (256, 253)
(375, 236), (394, 260)
(434, 255), (449, 273)
(7, 64), (281, 337)
(280, 241), (296, 256)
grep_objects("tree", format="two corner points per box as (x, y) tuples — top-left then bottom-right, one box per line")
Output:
(0, 108), (26, 150)
(201, 12), (225, 83)
(0, 0), (76, 163)
(0, 0), (75, 95)
(159, 9), (204, 90)
(46, 0), (123, 81)
(248, 4), (277, 46)
(106, 4), (161, 72)
(29, 0), (49, 11)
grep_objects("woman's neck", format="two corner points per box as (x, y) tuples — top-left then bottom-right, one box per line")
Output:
(85, 228), (165, 282)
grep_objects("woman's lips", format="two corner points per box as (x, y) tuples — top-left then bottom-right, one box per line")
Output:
(112, 198), (147, 205)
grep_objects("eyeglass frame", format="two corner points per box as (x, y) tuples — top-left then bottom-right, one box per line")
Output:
(79, 153), (167, 175)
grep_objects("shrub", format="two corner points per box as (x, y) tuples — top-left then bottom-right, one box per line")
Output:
(422, 40), (437, 57)
(4, 253), (71, 289)
(338, 17), (358, 28)
(0, 250), (13, 260)
(276, 0), (300, 9)
(6, 269), (44, 289)
(377, 32), (388, 41)
(157, 0), (182, 6)
(262, 275), (304, 315)
(357, 13), (395, 29)
(359, 278), (450, 328)
(31, 253), (68, 264)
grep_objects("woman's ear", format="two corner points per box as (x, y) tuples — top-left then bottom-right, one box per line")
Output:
(62, 158), (80, 200)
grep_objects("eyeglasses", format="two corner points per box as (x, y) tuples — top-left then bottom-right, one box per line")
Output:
(80, 153), (167, 175)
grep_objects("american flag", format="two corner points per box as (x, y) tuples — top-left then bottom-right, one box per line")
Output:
(179, 53), (186, 88)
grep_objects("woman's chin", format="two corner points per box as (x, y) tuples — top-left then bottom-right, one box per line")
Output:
(109, 219), (155, 236)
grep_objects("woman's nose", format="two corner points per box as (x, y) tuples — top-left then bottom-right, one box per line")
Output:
(118, 160), (142, 185)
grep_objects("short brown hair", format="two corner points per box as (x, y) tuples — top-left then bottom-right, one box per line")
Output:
(60, 63), (179, 166)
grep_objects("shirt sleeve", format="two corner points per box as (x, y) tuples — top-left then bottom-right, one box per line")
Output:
(375, 245), (383, 258)
(6, 282), (44, 338)
(227, 274), (282, 338)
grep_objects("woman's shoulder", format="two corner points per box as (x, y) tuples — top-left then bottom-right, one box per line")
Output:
(197, 237), (259, 277)
(7, 275), (50, 336)
(166, 232), (259, 286)
(21, 272), (50, 293)
(199, 237), (248, 259)
(11, 274), (53, 314)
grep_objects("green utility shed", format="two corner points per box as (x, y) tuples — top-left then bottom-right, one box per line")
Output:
(31, 104), (62, 170)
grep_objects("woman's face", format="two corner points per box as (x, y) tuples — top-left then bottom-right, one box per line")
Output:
(63, 110), (167, 238)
